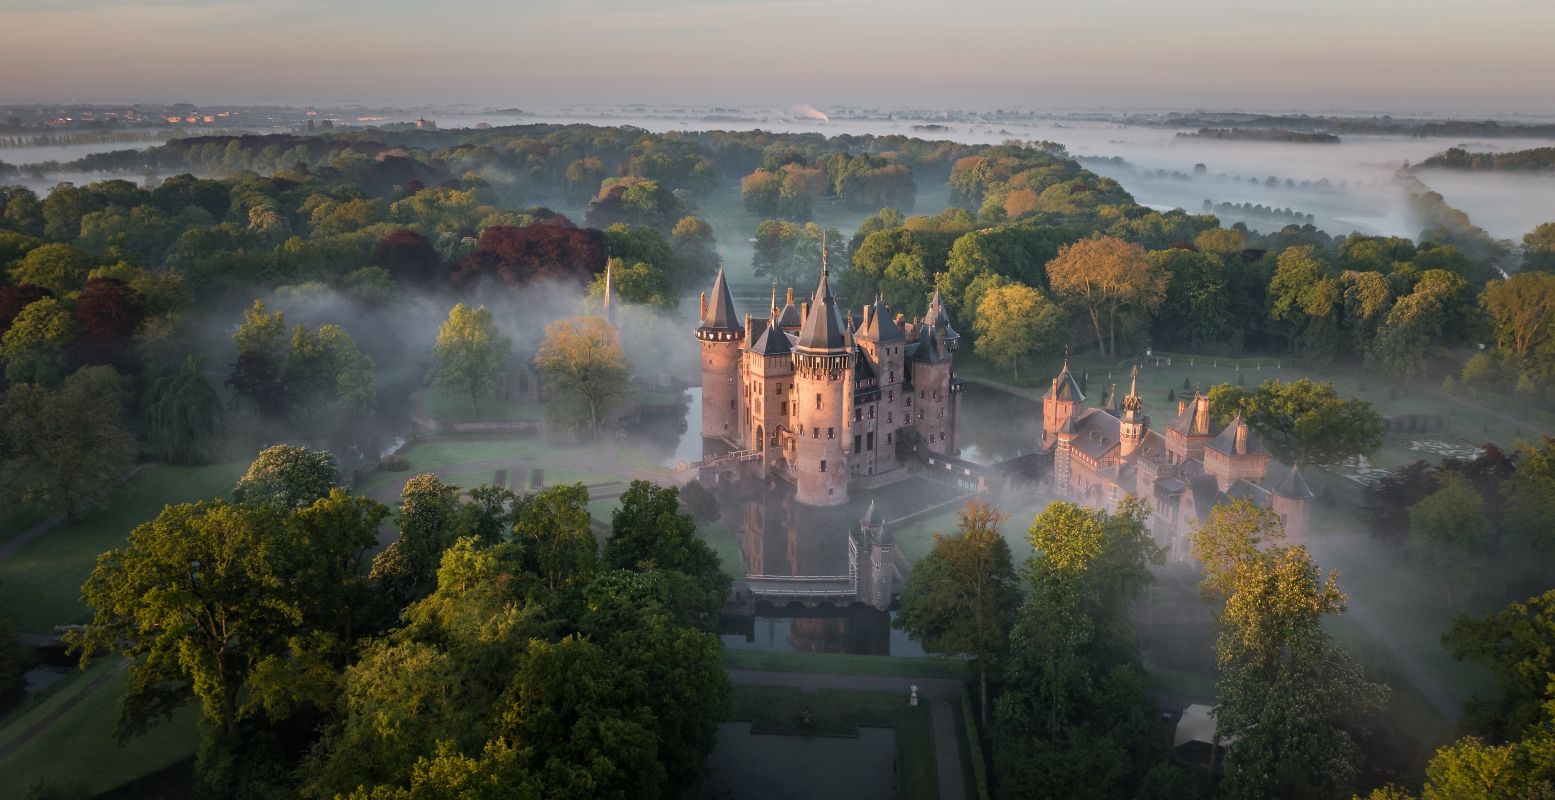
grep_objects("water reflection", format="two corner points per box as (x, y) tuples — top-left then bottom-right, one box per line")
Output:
(721, 607), (926, 657)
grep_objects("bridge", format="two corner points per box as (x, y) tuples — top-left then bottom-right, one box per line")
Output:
(678, 448), (763, 473)
(733, 574), (861, 610)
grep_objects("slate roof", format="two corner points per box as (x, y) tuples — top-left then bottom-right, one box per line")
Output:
(1274, 463), (1314, 499)
(796, 270), (849, 352)
(1207, 414), (1266, 457)
(700, 264), (740, 331)
(749, 320), (792, 356)
(856, 296), (903, 341)
(1168, 394), (1213, 436)
(910, 324), (950, 363)
(1046, 362), (1085, 402)
(1068, 410), (1122, 460)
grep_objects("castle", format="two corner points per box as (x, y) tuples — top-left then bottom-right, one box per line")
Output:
(696, 260), (962, 507)
(1042, 360), (1314, 556)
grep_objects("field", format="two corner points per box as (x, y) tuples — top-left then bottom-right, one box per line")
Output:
(0, 462), (246, 634)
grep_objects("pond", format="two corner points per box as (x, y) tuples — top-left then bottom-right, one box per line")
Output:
(721, 607), (926, 658)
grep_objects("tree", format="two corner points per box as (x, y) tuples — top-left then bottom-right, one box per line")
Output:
(1407, 471), (1489, 607)
(72, 276), (144, 371)
(1367, 269), (1471, 380)
(1207, 379), (1383, 465)
(896, 501), (1020, 726)
(1481, 272), (1555, 362)
(1522, 221), (1555, 272)
(995, 499), (1163, 799)
(1444, 588), (1555, 739)
(606, 480), (729, 630)
(0, 296), (75, 385)
(6, 242), (94, 295)
(1045, 236), (1166, 357)
(428, 304), (511, 414)
(0, 366), (134, 519)
(1152, 248), (1231, 349)
(1211, 544), (1387, 800)
(972, 283), (1065, 379)
(751, 220), (843, 290)
(1502, 436), (1555, 572)
(513, 483), (597, 593)
(145, 356), (224, 464)
(534, 316), (629, 437)
(1268, 245), (1341, 359)
(232, 444), (338, 511)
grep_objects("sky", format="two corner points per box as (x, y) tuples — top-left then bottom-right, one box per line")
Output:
(1, 0), (1553, 115)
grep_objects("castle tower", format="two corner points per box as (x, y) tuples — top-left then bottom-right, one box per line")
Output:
(697, 262), (743, 443)
(1271, 463), (1314, 540)
(791, 252), (852, 506)
(1204, 412), (1270, 491)
(909, 309), (956, 455)
(925, 288), (960, 351)
(1119, 365), (1148, 457)
(852, 500), (895, 611)
(854, 294), (905, 477)
(743, 310), (794, 457)
(1164, 391), (1215, 464)
(1043, 353), (1084, 441)
(1053, 415), (1077, 497)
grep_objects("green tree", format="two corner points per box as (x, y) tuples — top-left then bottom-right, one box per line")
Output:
(1, 296), (76, 385)
(0, 366), (134, 519)
(1212, 544), (1387, 800)
(145, 356), (224, 464)
(1207, 379), (1383, 465)
(1152, 248), (1231, 349)
(1268, 245), (1341, 359)
(7, 242), (95, 295)
(1523, 221), (1555, 271)
(1502, 436), (1555, 571)
(895, 500), (1020, 726)
(606, 480), (729, 630)
(534, 316), (629, 437)
(513, 483), (597, 593)
(972, 282), (1066, 379)
(232, 444), (339, 511)
(1407, 471), (1489, 607)
(429, 303), (511, 414)
(1443, 587), (1555, 739)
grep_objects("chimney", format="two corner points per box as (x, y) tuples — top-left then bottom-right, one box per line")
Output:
(786, 287), (795, 305)
(1178, 399), (1187, 416)
(801, 302), (809, 328)
(744, 313), (753, 344)
(699, 291), (707, 322)
(1235, 420), (1247, 454)
(1194, 395), (1210, 434)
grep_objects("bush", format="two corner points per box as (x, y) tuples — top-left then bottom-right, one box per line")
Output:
(377, 453), (410, 472)
(679, 480), (720, 523)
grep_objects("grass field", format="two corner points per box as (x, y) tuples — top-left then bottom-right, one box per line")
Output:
(727, 685), (939, 800)
(414, 387), (546, 423)
(0, 663), (199, 800)
(0, 506), (47, 545)
(0, 462), (247, 634)
(698, 520), (744, 579)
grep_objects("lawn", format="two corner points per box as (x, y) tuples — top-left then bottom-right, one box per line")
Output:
(414, 387), (545, 423)
(0, 462), (247, 634)
(727, 685), (939, 800)
(0, 664), (200, 800)
(723, 649), (970, 680)
(0, 505), (47, 545)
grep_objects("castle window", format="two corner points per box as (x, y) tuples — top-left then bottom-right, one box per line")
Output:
(729, 398), (735, 410)
(827, 427), (834, 439)
(781, 401), (788, 415)
(815, 394), (822, 410)
(888, 390), (894, 401)
(906, 396), (912, 407)
(869, 406), (875, 419)
(855, 408), (862, 422)
(887, 412), (893, 423)
(920, 390), (926, 399)
(886, 433), (893, 445)
(867, 432), (875, 451)
(820, 460), (827, 473)
(854, 435), (861, 454)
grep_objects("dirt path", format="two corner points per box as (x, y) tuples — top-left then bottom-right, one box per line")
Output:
(727, 669), (969, 800)
(0, 659), (128, 762)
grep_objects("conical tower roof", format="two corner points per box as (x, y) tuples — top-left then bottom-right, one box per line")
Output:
(699, 262), (740, 332)
(796, 259), (848, 352)
(857, 295), (903, 342)
(1045, 354), (1084, 402)
(1274, 463), (1314, 499)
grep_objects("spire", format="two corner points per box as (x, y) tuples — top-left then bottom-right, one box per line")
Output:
(770, 278), (778, 317)
(796, 256), (848, 352)
(1122, 364), (1143, 414)
(698, 259), (740, 332)
(820, 230), (828, 278)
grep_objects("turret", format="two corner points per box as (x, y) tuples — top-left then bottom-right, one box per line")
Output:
(1119, 365), (1148, 457)
(697, 262), (744, 443)
(1271, 463), (1314, 540)
(791, 248), (852, 506)
(1165, 391), (1216, 464)
(1043, 351), (1084, 441)
(601, 260), (616, 329)
(853, 500), (894, 610)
